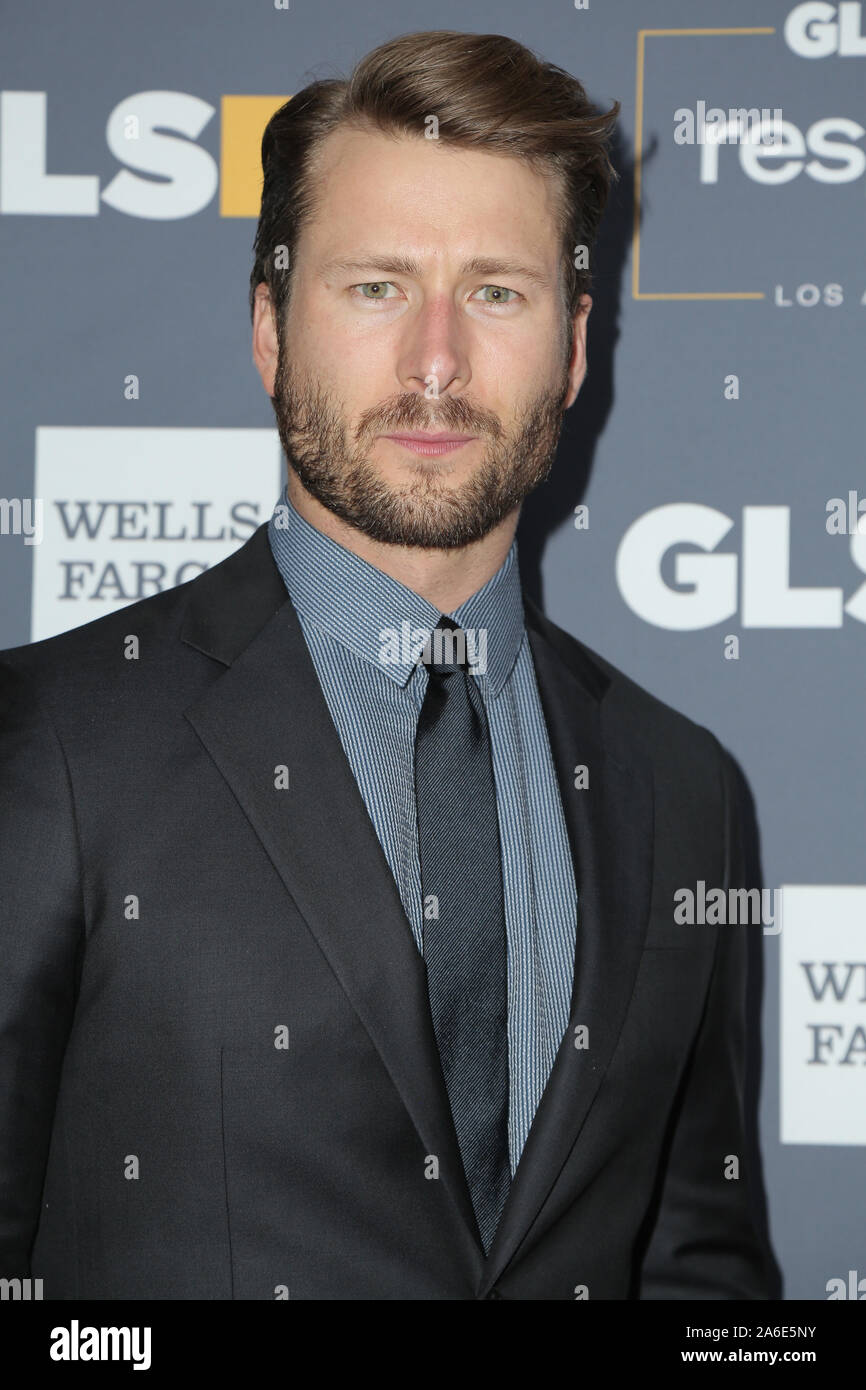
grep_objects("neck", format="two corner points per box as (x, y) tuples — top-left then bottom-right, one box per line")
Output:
(286, 471), (519, 613)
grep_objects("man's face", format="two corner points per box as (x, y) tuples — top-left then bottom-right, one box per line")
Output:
(254, 123), (590, 550)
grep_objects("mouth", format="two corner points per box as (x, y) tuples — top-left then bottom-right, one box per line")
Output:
(380, 431), (478, 457)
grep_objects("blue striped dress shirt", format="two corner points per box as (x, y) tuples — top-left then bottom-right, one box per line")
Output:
(267, 486), (578, 1173)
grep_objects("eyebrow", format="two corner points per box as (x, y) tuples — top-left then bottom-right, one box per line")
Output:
(319, 253), (553, 290)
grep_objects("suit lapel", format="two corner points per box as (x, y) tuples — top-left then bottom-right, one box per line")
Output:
(476, 595), (655, 1295)
(181, 525), (484, 1273)
(179, 525), (654, 1292)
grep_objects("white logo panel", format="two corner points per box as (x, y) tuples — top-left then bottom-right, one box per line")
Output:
(32, 427), (283, 640)
(780, 884), (866, 1145)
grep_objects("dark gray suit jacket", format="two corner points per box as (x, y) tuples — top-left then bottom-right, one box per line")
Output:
(0, 521), (772, 1299)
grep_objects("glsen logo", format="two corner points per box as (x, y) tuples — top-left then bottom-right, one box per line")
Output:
(785, 2), (866, 57)
(615, 504), (866, 630)
(0, 92), (286, 219)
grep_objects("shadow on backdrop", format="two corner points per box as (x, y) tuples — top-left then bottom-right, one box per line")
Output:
(517, 119), (639, 607)
(517, 117), (780, 1298)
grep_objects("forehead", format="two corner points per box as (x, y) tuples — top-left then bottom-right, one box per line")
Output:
(297, 123), (563, 268)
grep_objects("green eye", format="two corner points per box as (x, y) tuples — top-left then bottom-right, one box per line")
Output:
(355, 281), (398, 300)
(350, 281), (519, 307)
(473, 285), (518, 306)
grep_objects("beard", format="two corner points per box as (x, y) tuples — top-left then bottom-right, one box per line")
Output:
(269, 340), (571, 550)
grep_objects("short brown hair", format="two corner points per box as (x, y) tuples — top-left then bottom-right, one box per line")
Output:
(249, 30), (620, 335)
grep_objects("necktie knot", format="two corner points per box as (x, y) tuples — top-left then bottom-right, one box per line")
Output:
(421, 616), (470, 677)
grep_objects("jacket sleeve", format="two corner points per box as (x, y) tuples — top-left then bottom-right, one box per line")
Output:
(635, 742), (773, 1299)
(0, 660), (84, 1276)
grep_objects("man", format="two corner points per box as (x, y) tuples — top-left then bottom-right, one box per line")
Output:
(0, 31), (772, 1299)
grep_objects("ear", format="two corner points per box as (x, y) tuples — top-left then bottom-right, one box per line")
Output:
(563, 294), (592, 410)
(252, 282), (279, 395)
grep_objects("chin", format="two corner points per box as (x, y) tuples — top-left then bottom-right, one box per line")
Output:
(378, 458), (468, 489)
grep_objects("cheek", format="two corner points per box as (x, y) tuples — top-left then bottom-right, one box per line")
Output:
(487, 306), (555, 361)
(475, 325), (562, 401)
(285, 317), (383, 407)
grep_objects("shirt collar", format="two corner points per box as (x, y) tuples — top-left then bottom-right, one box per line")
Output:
(267, 485), (525, 697)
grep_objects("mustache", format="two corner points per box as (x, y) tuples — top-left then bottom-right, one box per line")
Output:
(354, 391), (504, 443)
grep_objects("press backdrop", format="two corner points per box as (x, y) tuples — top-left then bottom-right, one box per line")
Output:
(1, 0), (864, 1301)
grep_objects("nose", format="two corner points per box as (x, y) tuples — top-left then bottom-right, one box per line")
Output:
(395, 291), (471, 400)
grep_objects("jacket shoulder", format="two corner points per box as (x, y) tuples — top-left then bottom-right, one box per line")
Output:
(0, 564), (196, 705)
(523, 594), (727, 770)
(0, 522), (282, 706)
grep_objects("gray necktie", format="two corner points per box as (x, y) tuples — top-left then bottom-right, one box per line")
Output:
(414, 616), (511, 1254)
